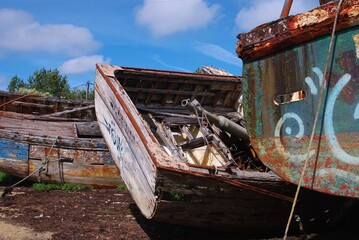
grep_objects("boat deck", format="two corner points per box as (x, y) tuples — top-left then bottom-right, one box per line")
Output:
(0, 111), (77, 138)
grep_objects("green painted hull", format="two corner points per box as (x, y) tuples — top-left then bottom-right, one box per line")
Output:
(242, 22), (359, 198)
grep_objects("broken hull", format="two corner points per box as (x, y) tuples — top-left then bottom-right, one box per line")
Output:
(0, 90), (96, 119)
(0, 93), (121, 187)
(95, 64), (346, 232)
(236, 1), (359, 198)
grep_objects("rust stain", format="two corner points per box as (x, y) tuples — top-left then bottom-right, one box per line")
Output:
(236, 0), (359, 62)
(237, 1), (359, 198)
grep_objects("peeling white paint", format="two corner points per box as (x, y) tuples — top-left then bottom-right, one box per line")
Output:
(276, 68), (359, 165)
(293, 9), (329, 29)
(355, 103), (359, 119)
(274, 112), (315, 162)
(353, 34), (359, 59)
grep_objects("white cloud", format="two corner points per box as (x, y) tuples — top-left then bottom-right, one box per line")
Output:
(0, 9), (100, 56)
(235, 0), (319, 32)
(59, 55), (111, 75)
(194, 42), (242, 67)
(151, 54), (190, 72)
(135, 0), (220, 37)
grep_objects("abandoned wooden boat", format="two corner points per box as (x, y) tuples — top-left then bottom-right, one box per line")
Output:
(0, 90), (121, 187)
(236, 0), (359, 198)
(94, 64), (347, 232)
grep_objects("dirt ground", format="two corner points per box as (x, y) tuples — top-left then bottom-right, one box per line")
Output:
(0, 185), (358, 240)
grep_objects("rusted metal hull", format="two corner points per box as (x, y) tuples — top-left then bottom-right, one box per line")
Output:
(95, 63), (348, 232)
(0, 92), (121, 187)
(236, 1), (359, 198)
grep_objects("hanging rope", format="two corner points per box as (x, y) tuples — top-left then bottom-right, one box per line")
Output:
(283, 0), (344, 238)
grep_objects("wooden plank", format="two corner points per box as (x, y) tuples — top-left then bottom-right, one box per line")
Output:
(0, 158), (28, 177)
(75, 122), (103, 137)
(152, 168), (294, 232)
(29, 145), (113, 165)
(12, 101), (54, 108)
(0, 130), (108, 150)
(0, 90), (95, 116)
(28, 159), (121, 186)
(153, 167), (345, 232)
(0, 111), (77, 137)
(180, 136), (212, 151)
(95, 70), (158, 217)
(145, 81), (158, 105)
(27, 105), (95, 119)
(123, 87), (215, 97)
(96, 93), (157, 217)
(157, 167), (294, 197)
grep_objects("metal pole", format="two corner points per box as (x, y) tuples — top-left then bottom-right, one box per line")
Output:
(182, 99), (250, 143)
(280, 0), (293, 18)
(86, 81), (90, 100)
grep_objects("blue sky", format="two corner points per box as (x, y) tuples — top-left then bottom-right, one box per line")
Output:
(0, 0), (318, 90)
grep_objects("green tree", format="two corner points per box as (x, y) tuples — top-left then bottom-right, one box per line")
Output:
(7, 68), (94, 100)
(67, 88), (94, 100)
(7, 75), (27, 92)
(27, 68), (70, 98)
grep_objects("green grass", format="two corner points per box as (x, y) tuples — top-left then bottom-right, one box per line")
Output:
(169, 192), (185, 201)
(117, 183), (127, 190)
(32, 183), (90, 191)
(0, 172), (16, 185)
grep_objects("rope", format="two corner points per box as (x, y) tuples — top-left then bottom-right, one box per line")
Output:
(6, 136), (60, 189)
(0, 94), (37, 109)
(283, 0), (344, 238)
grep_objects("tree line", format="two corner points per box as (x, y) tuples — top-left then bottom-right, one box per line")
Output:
(7, 68), (94, 100)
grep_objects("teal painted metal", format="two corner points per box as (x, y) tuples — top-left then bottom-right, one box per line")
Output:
(237, 1), (359, 198)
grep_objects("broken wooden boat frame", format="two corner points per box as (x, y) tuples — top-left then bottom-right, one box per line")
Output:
(94, 64), (345, 232)
(0, 91), (121, 187)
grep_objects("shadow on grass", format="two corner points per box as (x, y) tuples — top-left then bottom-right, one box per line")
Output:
(0, 172), (32, 187)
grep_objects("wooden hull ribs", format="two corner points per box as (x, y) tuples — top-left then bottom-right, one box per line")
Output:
(95, 64), (346, 232)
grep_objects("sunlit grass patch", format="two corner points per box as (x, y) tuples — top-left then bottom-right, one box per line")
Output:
(32, 183), (91, 191)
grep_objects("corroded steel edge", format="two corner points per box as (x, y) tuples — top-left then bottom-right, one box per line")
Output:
(236, 0), (359, 62)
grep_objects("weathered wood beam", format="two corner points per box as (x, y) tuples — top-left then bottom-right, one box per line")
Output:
(123, 87), (215, 97)
(0, 129), (108, 150)
(27, 104), (94, 120)
(179, 136), (213, 151)
(11, 101), (54, 109)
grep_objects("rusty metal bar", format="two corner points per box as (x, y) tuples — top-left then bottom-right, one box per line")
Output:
(0, 94), (36, 109)
(280, 0), (293, 18)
